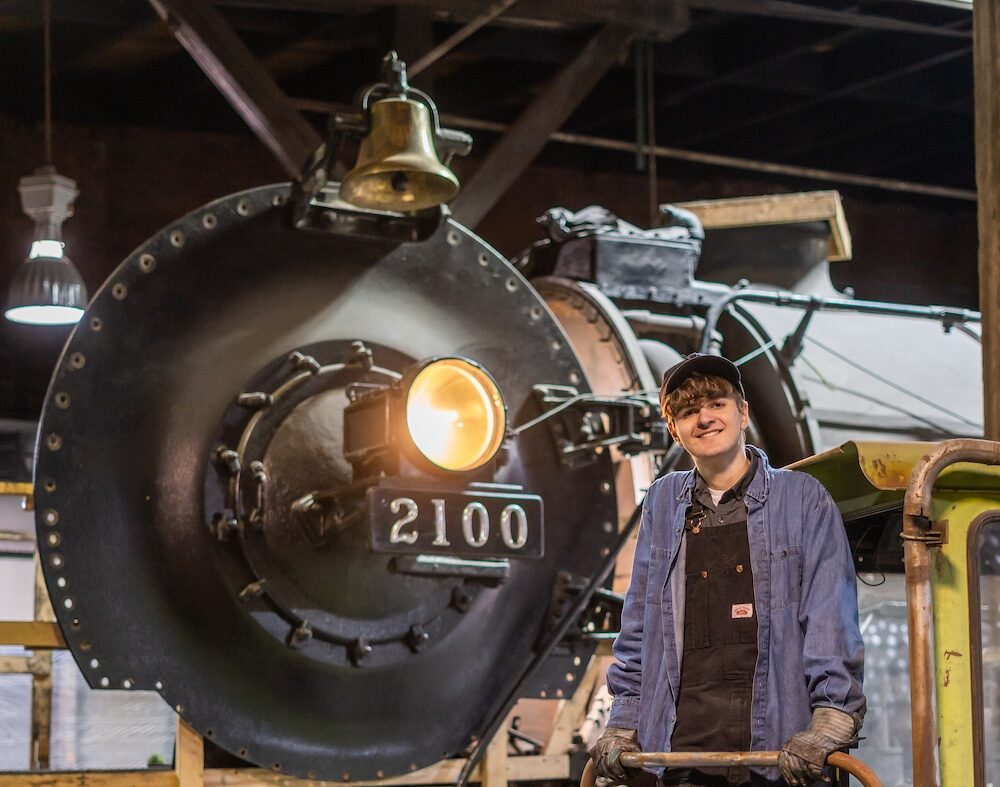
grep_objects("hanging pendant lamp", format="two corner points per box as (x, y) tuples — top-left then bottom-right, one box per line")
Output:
(5, 0), (87, 326)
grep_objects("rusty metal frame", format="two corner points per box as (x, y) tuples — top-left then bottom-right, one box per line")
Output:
(965, 512), (998, 787)
(578, 751), (883, 786)
(901, 439), (1000, 787)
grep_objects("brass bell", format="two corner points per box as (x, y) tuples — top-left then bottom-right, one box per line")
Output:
(340, 96), (460, 212)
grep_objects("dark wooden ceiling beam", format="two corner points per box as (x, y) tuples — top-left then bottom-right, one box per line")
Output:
(678, 43), (972, 148)
(661, 27), (861, 110)
(781, 88), (972, 162)
(782, 107), (932, 162)
(214, 0), (690, 40)
(798, 102), (968, 176)
(450, 24), (637, 227)
(213, 0), (967, 39)
(408, 0), (518, 77)
(68, 20), (180, 73)
(0, 1), (141, 28)
(583, 10), (954, 136)
(655, 6), (968, 112)
(865, 138), (965, 178)
(260, 14), (381, 79)
(425, 24), (711, 79)
(393, 5), (435, 70)
(687, 0), (969, 38)
(146, 0), (321, 179)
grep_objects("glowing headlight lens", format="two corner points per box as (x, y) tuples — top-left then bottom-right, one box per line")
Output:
(405, 359), (506, 472)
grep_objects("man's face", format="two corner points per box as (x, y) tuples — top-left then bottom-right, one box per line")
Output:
(667, 395), (749, 460)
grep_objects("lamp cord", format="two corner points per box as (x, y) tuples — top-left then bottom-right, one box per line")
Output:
(645, 40), (657, 228)
(43, 0), (52, 165)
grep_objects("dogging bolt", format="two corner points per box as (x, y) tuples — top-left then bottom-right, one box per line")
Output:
(287, 622), (312, 649)
(215, 448), (241, 477)
(238, 579), (267, 602)
(289, 351), (321, 373)
(349, 638), (372, 666)
(212, 512), (240, 541)
(407, 625), (430, 653)
(237, 392), (273, 410)
(350, 341), (374, 371)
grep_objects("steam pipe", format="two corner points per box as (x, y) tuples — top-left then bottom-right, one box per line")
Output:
(901, 439), (1000, 787)
(621, 310), (720, 341)
(697, 289), (981, 355)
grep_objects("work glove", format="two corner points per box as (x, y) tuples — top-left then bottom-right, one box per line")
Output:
(779, 707), (858, 786)
(589, 726), (641, 785)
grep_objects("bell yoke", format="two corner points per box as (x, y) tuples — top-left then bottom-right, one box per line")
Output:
(592, 353), (866, 787)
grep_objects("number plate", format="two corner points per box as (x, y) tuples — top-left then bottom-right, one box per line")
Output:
(368, 482), (544, 558)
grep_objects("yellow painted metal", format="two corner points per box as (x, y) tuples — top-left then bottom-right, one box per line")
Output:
(930, 491), (998, 786)
(789, 441), (1000, 519)
(791, 441), (1000, 786)
(0, 480), (33, 510)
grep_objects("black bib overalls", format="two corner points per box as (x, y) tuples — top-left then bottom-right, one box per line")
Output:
(665, 495), (758, 787)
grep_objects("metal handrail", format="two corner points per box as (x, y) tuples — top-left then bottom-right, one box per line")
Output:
(900, 438), (1000, 787)
(580, 751), (882, 787)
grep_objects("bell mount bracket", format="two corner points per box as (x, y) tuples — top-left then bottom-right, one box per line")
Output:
(295, 51), (472, 229)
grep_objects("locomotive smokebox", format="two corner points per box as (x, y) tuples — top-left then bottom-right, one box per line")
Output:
(33, 184), (621, 780)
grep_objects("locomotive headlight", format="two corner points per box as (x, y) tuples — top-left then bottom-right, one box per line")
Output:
(405, 358), (506, 472)
(344, 356), (507, 476)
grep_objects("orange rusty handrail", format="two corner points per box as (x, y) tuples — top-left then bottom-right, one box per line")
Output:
(580, 751), (882, 787)
(899, 439), (1000, 787)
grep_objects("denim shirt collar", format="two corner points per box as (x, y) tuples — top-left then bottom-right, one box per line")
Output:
(674, 443), (772, 504)
(745, 444), (771, 504)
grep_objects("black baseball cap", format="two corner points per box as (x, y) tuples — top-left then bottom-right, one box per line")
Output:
(662, 353), (745, 397)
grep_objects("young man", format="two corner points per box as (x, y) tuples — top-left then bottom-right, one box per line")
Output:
(591, 354), (865, 787)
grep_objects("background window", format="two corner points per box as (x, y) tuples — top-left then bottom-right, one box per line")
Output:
(855, 572), (912, 786)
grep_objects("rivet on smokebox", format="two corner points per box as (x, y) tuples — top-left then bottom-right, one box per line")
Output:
(407, 625), (430, 653)
(349, 638), (372, 665)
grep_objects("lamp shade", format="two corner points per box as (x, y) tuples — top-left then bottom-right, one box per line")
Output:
(5, 253), (87, 325)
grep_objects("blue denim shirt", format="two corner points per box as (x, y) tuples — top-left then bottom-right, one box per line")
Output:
(606, 446), (866, 782)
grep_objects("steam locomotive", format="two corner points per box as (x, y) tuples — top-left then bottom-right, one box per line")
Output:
(31, 173), (982, 782)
